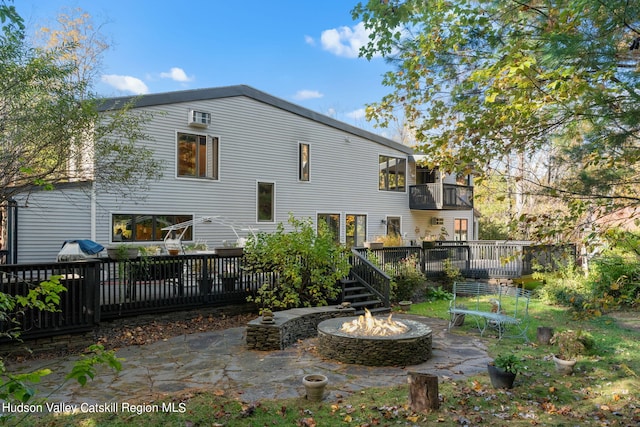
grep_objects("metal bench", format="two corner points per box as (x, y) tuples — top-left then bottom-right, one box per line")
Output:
(448, 281), (531, 341)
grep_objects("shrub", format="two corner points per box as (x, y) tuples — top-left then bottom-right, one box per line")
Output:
(390, 254), (426, 302)
(587, 253), (640, 309)
(244, 214), (351, 311)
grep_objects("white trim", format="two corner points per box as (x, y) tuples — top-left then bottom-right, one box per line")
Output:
(316, 211), (342, 242)
(109, 212), (195, 244)
(174, 130), (220, 181)
(298, 141), (310, 183)
(377, 152), (408, 193)
(256, 180), (276, 223)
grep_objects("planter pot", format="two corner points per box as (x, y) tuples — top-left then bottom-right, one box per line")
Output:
(487, 364), (516, 389)
(107, 247), (139, 260)
(422, 241), (436, 249)
(552, 355), (577, 374)
(537, 327), (554, 345)
(398, 301), (412, 311)
(214, 247), (244, 257)
(302, 374), (328, 401)
(363, 241), (383, 249)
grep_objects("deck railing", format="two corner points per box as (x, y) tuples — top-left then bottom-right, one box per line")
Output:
(0, 242), (575, 341)
(409, 184), (474, 210)
(349, 248), (391, 307)
(362, 241), (575, 279)
(0, 253), (264, 341)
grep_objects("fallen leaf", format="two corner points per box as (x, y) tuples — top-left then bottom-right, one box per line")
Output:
(298, 417), (316, 427)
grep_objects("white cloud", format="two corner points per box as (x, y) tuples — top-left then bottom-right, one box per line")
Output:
(304, 35), (315, 46)
(320, 22), (372, 58)
(346, 108), (366, 121)
(293, 89), (324, 100)
(160, 67), (193, 82)
(101, 74), (149, 94)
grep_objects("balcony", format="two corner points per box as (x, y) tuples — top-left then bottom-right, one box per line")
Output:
(409, 183), (474, 210)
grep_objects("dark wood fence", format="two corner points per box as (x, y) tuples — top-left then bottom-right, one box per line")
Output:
(0, 253), (265, 341)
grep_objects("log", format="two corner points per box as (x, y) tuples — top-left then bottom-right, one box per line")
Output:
(408, 371), (439, 412)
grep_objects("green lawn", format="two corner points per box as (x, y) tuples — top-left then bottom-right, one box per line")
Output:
(24, 297), (640, 426)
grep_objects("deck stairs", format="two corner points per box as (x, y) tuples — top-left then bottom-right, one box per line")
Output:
(340, 277), (390, 315)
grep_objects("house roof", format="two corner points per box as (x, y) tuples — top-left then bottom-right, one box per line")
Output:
(97, 85), (414, 155)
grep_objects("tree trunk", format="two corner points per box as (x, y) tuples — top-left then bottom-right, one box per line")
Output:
(408, 372), (439, 412)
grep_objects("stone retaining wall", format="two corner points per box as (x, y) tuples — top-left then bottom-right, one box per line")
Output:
(246, 306), (355, 351)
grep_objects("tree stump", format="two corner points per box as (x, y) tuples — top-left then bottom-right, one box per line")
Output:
(408, 372), (439, 412)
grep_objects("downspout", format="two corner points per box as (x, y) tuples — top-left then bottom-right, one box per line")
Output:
(7, 198), (17, 264)
(90, 182), (97, 241)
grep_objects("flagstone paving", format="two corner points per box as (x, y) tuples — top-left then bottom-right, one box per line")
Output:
(7, 315), (491, 408)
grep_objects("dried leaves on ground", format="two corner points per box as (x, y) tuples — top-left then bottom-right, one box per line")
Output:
(95, 312), (254, 350)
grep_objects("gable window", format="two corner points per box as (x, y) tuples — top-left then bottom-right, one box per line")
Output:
(299, 143), (310, 181)
(177, 132), (219, 179)
(317, 213), (340, 243)
(454, 218), (468, 241)
(379, 155), (406, 191)
(112, 214), (193, 242)
(257, 181), (275, 222)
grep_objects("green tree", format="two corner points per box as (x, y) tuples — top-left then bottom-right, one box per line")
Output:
(0, 1), (161, 208)
(353, 0), (640, 240)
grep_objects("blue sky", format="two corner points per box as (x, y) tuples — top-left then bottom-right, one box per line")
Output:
(16, 0), (394, 134)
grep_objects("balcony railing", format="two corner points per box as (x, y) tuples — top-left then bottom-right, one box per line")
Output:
(409, 183), (474, 210)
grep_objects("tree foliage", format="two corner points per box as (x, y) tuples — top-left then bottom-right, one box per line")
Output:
(0, 1), (161, 207)
(353, 0), (640, 240)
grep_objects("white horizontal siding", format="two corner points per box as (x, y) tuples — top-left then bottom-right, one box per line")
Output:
(14, 184), (92, 263)
(15, 92), (476, 261)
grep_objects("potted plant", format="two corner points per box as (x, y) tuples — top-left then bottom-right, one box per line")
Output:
(550, 329), (593, 374)
(487, 354), (522, 389)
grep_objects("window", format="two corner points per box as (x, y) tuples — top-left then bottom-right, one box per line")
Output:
(299, 143), (310, 181)
(454, 218), (468, 241)
(177, 132), (219, 179)
(112, 214), (193, 242)
(456, 173), (471, 186)
(257, 181), (275, 222)
(317, 213), (340, 243)
(346, 214), (367, 248)
(416, 167), (438, 184)
(386, 216), (401, 237)
(379, 155), (406, 191)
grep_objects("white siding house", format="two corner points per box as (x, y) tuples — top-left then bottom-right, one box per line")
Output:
(9, 85), (476, 263)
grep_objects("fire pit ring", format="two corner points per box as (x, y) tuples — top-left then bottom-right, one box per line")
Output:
(316, 316), (433, 366)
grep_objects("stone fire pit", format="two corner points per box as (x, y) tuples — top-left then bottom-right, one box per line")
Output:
(316, 316), (433, 366)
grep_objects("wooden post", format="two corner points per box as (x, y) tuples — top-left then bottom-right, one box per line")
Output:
(408, 372), (439, 412)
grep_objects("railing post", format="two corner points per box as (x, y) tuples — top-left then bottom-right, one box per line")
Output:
(81, 259), (102, 324)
